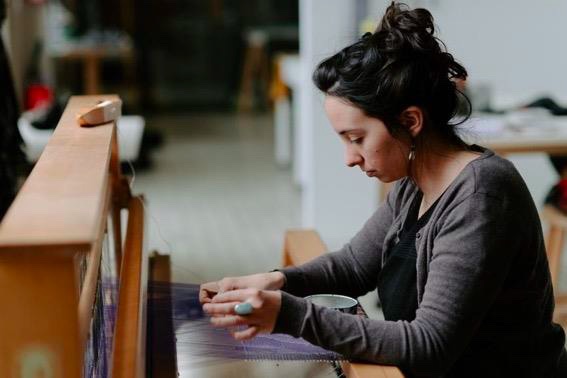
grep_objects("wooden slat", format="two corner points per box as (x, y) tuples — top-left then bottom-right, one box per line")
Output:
(78, 177), (112, 344)
(109, 123), (132, 275)
(149, 251), (172, 282)
(282, 230), (405, 378)
(0, 95), (119, 249)
(147, 252), (178, 377)
(0, 252), (82, 376)
(113, 196), (148, 378)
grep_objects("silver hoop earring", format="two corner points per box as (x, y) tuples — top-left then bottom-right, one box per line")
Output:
(408, 143), (416, 162)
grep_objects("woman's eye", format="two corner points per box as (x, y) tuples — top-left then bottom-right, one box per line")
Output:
(350, 138), (362, 145)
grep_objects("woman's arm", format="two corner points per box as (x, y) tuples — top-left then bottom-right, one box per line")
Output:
(274, 192), (519, 376)
(200, 180), (404, 304)
(279, 186), (397, 298)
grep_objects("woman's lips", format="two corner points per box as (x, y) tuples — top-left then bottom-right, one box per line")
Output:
(365, 171), (376, 177)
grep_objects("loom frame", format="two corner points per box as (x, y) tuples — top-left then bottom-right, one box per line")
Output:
(0, 95), (146, 377)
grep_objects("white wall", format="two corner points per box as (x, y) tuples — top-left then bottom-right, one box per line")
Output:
(368, 0), (567, 107)
(299, 0), (379, 250)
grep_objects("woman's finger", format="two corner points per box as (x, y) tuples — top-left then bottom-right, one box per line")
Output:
(210, 315), (249, 328)
(199, 290), (215, 304)
(202, 301), (240, 316)
(199, 282), (220, 304)
(212, 288), (260, 303)
(199, 288), (208, 303)
(233, 326), (259, 341)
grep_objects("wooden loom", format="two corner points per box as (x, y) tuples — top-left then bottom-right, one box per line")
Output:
(0, 95), (404, 377)
(0, 95), (146, 377)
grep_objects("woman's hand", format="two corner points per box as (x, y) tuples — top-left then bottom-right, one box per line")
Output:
(199, 271), (285, 304)
(202, 288), (282, 340)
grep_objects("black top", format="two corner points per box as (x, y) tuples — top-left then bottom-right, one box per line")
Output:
(378, 191), (438, 322)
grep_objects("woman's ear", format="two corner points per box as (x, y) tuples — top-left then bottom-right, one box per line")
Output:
(399, 106), (423, 138)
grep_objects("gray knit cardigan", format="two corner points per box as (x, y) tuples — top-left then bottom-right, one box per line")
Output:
(274, 147), (566, 377)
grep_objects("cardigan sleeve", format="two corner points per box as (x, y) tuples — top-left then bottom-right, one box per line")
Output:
(277, 183), (397, 299)
(273, 192), (518, 376)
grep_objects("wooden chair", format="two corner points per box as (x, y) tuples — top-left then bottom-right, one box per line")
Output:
(282, 229), (405, 378)
(237, 30), (270, 112)
(542, 205), (567, 325)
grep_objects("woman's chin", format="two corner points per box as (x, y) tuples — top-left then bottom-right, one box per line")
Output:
(376, 173), (404, 183)
(363, 169), (402, 182)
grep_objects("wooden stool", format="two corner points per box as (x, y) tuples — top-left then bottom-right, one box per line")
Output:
(542, 205), (567, 324)
(237, 30), (270, 112)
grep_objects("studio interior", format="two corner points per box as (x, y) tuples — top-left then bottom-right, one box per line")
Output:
(0, 1), (566, 377)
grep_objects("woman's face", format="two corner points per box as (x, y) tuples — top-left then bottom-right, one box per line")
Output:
(324, 96), (409, 183)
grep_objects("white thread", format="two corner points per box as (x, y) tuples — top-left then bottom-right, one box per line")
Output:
(116, 124), (205, 282)
(125, 159), (136, 191)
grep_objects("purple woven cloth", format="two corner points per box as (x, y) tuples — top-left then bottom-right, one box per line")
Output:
(149, 282), (344, 364)
(86, 281), (347, 376)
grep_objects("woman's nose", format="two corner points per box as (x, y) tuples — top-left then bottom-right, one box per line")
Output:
(345, 147), (363, 167)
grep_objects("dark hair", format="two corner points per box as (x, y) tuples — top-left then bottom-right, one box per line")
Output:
(313, 2), (470, 146)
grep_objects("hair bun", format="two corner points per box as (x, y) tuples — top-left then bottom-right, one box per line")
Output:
(313, 1), (470, 138)
(375, 2), (439, 54)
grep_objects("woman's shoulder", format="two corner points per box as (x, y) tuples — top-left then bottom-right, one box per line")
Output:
(388, 146), (531, 212)
(440, 146), (535, 219)
(466, 147), (527, 198)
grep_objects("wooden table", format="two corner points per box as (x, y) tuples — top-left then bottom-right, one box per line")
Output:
(465, 114), (567, 155)
(48, 42), (134, 95)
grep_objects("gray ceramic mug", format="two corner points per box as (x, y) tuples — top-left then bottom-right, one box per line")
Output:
(304, 294), (358, 314)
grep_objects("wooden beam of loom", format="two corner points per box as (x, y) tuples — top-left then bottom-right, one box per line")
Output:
(0, 95), (121, 250)
(282, 230), (405, 378)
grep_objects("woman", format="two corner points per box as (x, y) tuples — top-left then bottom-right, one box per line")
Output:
(200, 3), (567, 377)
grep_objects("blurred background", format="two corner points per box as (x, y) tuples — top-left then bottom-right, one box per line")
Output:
(2, 0), (567, 314)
